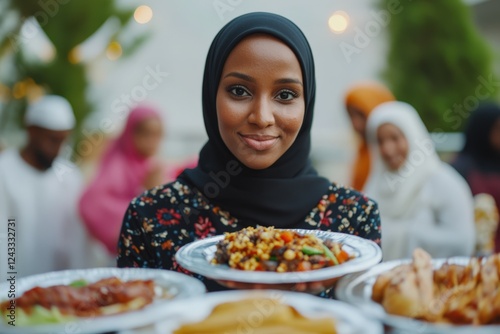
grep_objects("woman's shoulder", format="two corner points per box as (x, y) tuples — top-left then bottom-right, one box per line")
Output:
(129, 178), (206, 211)
(428, 163), (473, 198)
(305, 182), (380, 243)
(326, 182), (377, 205)
(432, 163), (469, 185)
(318, 182), (379, 216)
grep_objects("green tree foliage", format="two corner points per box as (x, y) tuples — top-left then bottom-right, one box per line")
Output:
(381, 0), (498, 132)
(0, 0), (148, 138)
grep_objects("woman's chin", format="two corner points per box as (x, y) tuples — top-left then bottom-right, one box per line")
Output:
(239, 158), (277, 170)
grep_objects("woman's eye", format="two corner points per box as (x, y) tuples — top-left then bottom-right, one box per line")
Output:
(229, 86), (249, 97)
(277, 90), (297, 101)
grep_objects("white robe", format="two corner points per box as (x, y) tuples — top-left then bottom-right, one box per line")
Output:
(378, 163), (475, 261)
(364, 101), (476, 261)
(0, 149), (91, 280)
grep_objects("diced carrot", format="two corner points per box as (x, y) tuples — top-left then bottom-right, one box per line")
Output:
(280, 231), (293, 243)
(297, 261), (312, 271)
(337, 250), (350, 264)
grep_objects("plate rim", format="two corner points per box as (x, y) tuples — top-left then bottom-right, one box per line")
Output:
(0, 267), (206, 334)
(175, 229), (382, 284)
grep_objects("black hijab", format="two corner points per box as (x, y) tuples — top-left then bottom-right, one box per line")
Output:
(180, 12), (330, 228)
(461, 102), (500, 172)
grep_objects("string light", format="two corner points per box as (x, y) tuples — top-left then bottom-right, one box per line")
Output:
(68, 46), (81, 64)
(26, 79), (44, 101)
(0, 83), (11, 102)
(134, 5), (153, 24)
(106, 41), (123, 61)
(329, 11), (349, 34)
(12, 81), (27, 99)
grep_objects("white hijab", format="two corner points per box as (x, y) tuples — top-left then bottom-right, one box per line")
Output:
(363, 101), (442, 219)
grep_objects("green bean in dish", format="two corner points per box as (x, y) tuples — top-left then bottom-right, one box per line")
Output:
(212, 226), (353, 272)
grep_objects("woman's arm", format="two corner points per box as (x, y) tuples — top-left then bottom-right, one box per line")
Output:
(321, 185), (382, 245)
(413, 166), (475, 257)
(355, 198), (382, 245)
(116, 200), (156, 268)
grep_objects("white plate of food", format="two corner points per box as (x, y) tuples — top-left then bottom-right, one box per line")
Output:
(150, 289), (383, 334)
(175, 226), (382, 291)
(0, 267), (206, 334)
(336, 248), (500, 333)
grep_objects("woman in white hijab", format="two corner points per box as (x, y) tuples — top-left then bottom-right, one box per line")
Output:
(364, 101), (475, 261)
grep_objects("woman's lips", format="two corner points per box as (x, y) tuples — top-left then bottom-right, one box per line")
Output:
(240, 134), (278, 151)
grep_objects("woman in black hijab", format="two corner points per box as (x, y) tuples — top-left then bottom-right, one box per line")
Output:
(117, 12), (380, 290)
(451, 102), (500, 251)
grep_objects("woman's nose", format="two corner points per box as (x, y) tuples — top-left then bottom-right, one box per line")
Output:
(248, 96), (275, 128)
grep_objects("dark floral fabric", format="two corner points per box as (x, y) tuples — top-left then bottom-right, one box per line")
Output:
(117, 179), (381, 290)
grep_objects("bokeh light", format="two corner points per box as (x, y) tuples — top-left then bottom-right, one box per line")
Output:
(0, 83), (11, 102)
(106, 41), (123, 61)
(328, 11), (349, 34)
(40, 44), (56, 63)
(26, 79), (44, 102)
(68, 46), (81, 64)
(12, 81), (27, 99)
(134, 5), (153, 24)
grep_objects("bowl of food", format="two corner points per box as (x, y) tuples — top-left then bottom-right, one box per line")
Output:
(175, 226), (382, 293)
(336, 248), (500, 333)
(0, 267), (206, 334)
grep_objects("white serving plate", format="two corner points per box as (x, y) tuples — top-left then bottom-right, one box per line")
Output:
(336, 257), (500, 334)
(0, 267), (206, 334)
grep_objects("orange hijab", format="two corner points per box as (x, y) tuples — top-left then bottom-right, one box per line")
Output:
(345, 82), (395, 190)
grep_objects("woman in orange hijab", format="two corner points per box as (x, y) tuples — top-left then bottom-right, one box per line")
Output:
(344, 82), (395, 190)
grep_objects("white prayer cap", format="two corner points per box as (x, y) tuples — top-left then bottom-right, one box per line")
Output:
(25, 95), (76, 130)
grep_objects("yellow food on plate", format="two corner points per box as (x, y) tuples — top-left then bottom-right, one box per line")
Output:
(173, 297), (337, 334)
(212, 226), (352, 272)
(372, 248), (500, 325)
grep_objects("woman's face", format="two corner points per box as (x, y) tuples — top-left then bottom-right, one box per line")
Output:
(133, 117), (163, 157)
(346, 105), (367, 138)
(490, 118), (500, 153)
(216, 34), (305, 170)
(377, 123), (409, 171)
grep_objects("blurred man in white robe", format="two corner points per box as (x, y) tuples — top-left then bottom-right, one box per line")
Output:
(0, 95), (90, 280)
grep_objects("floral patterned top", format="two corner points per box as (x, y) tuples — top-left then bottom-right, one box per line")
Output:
(117, 179), (381, 291)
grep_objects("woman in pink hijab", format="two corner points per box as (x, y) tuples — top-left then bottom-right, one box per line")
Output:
(79, 105), (165, 255)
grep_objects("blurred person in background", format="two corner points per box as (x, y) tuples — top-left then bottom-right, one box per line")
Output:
(471, 193), (499, 256)
(344, 82), (395, 191)
(0, 95), (90, 277)
(364, 101), (475, 261)
(79, 105), (166, 257)
(451, 102), (500, 253)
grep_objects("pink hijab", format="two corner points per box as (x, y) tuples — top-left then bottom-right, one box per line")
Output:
(79, 106), (162, 255)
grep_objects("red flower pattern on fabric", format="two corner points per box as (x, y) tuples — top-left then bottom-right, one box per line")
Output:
(195, 217), (216, 238)
(156, 208), (181, 226)
(319, 209), (333, 227)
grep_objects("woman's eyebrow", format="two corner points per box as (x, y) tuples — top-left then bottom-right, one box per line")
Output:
(223, 72), (303, 86)
(274, 78), (303, 86)
(223, 72), (255, 82)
